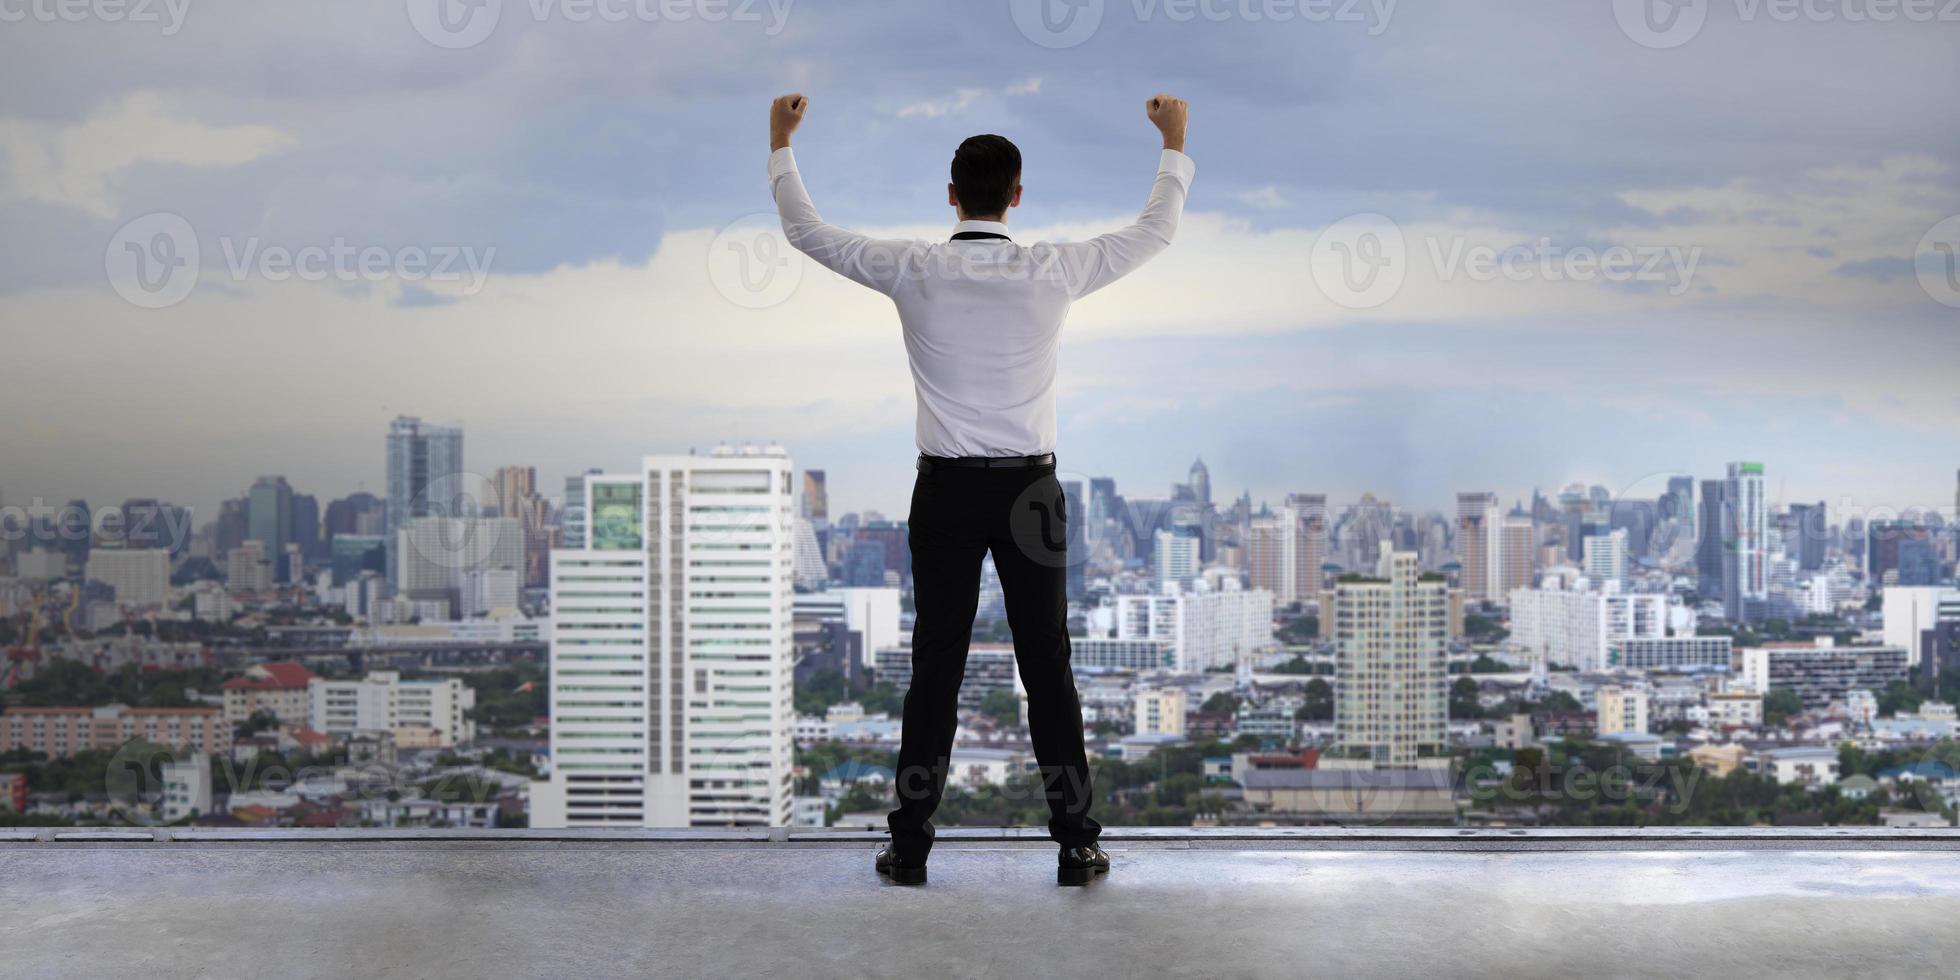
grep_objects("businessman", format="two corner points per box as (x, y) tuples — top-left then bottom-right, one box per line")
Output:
(768, 92), (1193, 885)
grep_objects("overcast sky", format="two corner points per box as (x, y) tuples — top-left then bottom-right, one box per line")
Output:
(2, 0), (1957, 525)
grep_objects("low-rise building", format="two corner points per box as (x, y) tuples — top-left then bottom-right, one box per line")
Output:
(161, 755), (212, 823)
(1595, 686), (1649, 736)
(1133, 687), (1187, 737)
(1706, 691), (1764, 728)
(1239, 767), (1457, 823)
(0, 705), (230, 759)
(306, 671), (476, 747)
(220, 662), (317, 727)
(1735, 640), (1909, 709)
(1753, 747), (1840, 787)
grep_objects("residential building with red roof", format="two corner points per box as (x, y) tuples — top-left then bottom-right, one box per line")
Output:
(220, 662), (316, 727)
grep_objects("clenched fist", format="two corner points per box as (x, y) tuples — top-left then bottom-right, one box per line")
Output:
(1146, 94), (1188, 153)
(771, 94), (807, 151)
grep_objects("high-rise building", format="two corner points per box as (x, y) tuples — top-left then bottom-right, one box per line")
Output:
(1663, 477), (1695, 536)
(395, 516), (524, 619)
(559, 468), (602, 550)
(385, 415), (465, 539)
(1882, 586), (1959, 668)
(1187, 458), (1211, 508)
(1115, 583), (1275, 672)
(1497, 515), (1537, 598)
(1725, 462), (1767, 623)
(324, 492), (385, 540)
(1153, 521), (1201, 593)
(329, 535), (389, 586)
(1696, 478), (1728, 595)
(289, 494), (322, 564)
(1509, 579), (1667, 671)
(1787, 501), (1827, 572)
(246, 476), (293, 581)
(1332, 549), (1448, 767)
(1583, 528), (1628, 588)
(83, 548), (171, 608)
(1456, 492), (1501, 604)
(226, 540), (273, 594)
(532, 446), (796, 829)
(1248, 494), (1325, 607)
(801, 470), (828, 521)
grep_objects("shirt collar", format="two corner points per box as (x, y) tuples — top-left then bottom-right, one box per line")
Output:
(951, 219), (1012, 241)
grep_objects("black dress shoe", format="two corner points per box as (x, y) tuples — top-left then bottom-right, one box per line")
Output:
(875, 843), (927, 885)
(1057, 844), (1110, 886)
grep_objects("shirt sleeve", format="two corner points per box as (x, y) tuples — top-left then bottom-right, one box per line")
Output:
(1049, 149), (1196, 300)
(769, 147), (916, 296)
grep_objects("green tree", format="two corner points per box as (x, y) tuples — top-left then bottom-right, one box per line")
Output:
(1763, 688), (1805, 726)
(978, 688), (1020, 726)
(1296, 678), (1334, 722)
(1200, 691), (1239, 714)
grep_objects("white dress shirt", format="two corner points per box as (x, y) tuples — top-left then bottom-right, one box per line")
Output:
(769, 146), (1196, 458)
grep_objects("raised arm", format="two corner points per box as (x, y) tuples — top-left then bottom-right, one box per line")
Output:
(1053, 94), (1195, 300)
(767, 94), (913, 295)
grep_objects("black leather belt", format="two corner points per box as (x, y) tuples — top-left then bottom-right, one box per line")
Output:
(917, 453), (1055, 473)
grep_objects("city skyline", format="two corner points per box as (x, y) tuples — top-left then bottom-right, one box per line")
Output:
(3, 4), (1957, 525)
(5, 429), (1954, 545)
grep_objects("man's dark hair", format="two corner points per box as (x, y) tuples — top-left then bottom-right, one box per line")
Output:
(950, 135), (1021, 218)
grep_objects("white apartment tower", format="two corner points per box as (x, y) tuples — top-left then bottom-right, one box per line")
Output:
(1726, 461), (1768, 621)
(532, 446), (796, 828)
(1333, 548), (1449, 767)
(1583, 528), (1629, 588)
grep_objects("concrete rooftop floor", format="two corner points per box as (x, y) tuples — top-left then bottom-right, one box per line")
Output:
(5, 828), (1960, 979)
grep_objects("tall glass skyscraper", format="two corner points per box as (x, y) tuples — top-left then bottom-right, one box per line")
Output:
(385, 415), (464, 539)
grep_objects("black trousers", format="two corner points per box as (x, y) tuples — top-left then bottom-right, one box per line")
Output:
(887, 462), (1100, 863)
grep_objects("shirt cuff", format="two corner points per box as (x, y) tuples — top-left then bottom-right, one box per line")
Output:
(1158, 148), (1196, 189)
(768, 146), (798, 181)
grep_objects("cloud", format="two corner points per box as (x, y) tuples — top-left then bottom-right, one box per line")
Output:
(1004, 77), (1043, 96)
(894, 89), (986, 119)
(0, 92), (295, 219)
(1833, 256), (1914, 282)
(1235, 186), (1290, 209)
